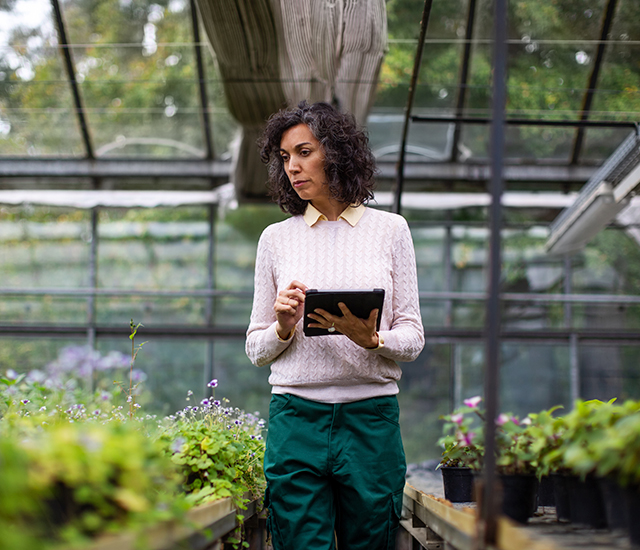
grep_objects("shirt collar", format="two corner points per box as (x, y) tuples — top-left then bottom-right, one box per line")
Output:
(303, 203), (366, 227)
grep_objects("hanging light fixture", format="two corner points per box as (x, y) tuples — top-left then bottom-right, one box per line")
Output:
(546, 128), (640, 255)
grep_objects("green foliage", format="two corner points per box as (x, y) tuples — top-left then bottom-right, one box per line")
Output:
(554, 399), (640, 482)
(0, 419), (187, 549)
(158, 394), (266, 510)
(0, 334), (266, 549)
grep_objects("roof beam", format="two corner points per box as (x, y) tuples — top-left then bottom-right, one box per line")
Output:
(450, 0), (477, 163)
(190, 0), (214, 159)
(0, 158), (597, 183)
(50, 0), (94, 158)
(571, 0), (619, 164)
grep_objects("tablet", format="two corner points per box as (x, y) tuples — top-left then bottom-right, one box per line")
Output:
(303, 289), (385, 337)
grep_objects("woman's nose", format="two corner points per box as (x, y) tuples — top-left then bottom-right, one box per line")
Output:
(287, 157), (301, 173)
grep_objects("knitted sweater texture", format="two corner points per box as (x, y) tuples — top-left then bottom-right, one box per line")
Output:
(245, 207), (425, 403)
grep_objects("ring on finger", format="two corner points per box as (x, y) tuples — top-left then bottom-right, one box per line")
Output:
(327, 322), (336, 333)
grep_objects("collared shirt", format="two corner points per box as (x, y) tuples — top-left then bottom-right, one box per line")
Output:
(303, 203), (366, 228)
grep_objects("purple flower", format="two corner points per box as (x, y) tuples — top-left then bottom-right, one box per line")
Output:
(201, 399), (210, 407)
(450, 413), (464, 425)
(207, 379), (218, 388)
(213, 400), (221, 407)
(6, 369), (17, 380)
(187, 390), (193, 397)
(21, 399), (30, 405)
(463, 396), (482, 408)
(171, 437), (186, 454)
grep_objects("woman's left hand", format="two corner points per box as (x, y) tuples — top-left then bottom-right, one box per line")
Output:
(307, 303), (380, 349)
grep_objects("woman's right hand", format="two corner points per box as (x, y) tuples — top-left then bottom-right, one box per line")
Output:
(274, 280), (308, 339)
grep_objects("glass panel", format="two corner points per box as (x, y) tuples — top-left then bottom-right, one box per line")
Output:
(0, 337), (87, 374)
(203, 46), (239, 160)
(91, 109), (205, 157)
(508, 0), (607, 40)
(95, 336), (271, 420)
(0, 205), (91, 288)
(95, 206), (209, 323)
(59, 0), (204, 158)
(572, 228), (640, 296)
(0, 0), (84, 156)
(0, 296), (88, 324)
(582, 126), (637, 163)
(500, 343), (571, 415)
(580, 343), (640, 402)
(61, 0), (193, 48)
(0, 177), (94, 190)
(453, 342), (572, 416)
(584, 0), (640, 159)
(398, 344), (450, 463)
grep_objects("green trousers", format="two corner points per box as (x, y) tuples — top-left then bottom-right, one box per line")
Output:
(264, 394), (406, 550)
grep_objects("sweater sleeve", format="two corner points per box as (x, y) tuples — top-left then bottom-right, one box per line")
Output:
(245, 228), (293, 367)
(371, 218), (425, 362)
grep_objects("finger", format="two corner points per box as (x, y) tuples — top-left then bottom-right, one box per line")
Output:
(367, 308), (379, 325)
(286, 280), (309, 295)
(337, 302), (354, 318)
(313, 308), (334, 321)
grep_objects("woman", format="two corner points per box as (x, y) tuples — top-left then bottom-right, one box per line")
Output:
(246, 101), (424, 550)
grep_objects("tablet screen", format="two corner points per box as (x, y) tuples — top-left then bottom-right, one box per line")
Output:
(303, 289), (385, 336)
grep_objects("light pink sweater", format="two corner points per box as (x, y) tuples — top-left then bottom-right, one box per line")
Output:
(245, 207), (425, 403)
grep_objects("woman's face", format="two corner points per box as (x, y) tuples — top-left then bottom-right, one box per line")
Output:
(279, 123), (330, 205)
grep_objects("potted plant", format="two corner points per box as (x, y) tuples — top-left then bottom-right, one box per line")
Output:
(551, 398), (636, 529)
(437, 396), (485, 502)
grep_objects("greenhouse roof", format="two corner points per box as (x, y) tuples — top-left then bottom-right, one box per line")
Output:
(0, 0), (639, 201)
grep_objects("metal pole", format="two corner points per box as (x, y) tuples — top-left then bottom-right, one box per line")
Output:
(571, 0), (619, 164)
(87, 207), (98, 347)
(50, 0), (94, 158)
(204, 204), (216, 394)
(392, 0), (435, 215)
(451, 0), (477, 162)
(480, 0), (508, 546)
(190, 0), (214, 159)
(563, 254), (580, 403)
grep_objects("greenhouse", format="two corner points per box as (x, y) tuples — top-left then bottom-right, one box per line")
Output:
(1, 0), (640, 548)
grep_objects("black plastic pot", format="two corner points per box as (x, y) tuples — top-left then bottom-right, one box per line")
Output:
(537, 475), (555, 507)
(567, 474), (607, 529)
(551, 473), (571, 522)
(441, 466), (475, 503)
(597, 476), (628, 533)
(500, 474), (539, 524)
(625, 485), (640, 547)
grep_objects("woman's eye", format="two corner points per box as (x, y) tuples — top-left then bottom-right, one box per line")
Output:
(280, 154), (289, 162)
(300, 149), (310, 156)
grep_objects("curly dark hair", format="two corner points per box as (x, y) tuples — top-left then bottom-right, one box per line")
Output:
(259, 101), (376, 216)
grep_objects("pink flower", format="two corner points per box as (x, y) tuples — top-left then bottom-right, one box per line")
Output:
(451, 413), (464, 425)
(456, 430), (476, 447)
(496, 413), (518, 426)
(463, 396), (482, 408)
